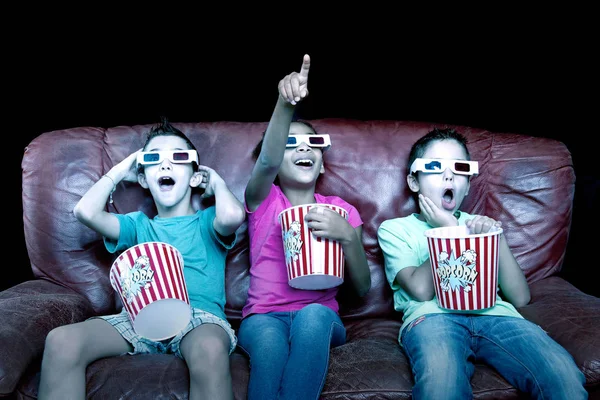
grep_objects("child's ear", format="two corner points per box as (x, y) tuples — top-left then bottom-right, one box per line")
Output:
(138, 173), (149, 189)
(189, 171), (202, 187)
(407, 173), (419, 193)
(465, 179), (470, 196)
(319, 163), (325, 174)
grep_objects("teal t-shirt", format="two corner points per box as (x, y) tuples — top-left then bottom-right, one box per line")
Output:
(104, 207), (236, 321)
(377, 211), (522, 338)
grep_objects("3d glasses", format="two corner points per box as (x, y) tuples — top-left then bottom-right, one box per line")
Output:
(410, 158), (479, 176)
(137, 150), (199, 166)
(286, 134), (331, 149)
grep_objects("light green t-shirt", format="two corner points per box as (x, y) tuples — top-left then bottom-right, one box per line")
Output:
(377, 211), (522, 338)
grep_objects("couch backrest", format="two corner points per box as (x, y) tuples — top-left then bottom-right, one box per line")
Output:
(21, 119), (575, 322)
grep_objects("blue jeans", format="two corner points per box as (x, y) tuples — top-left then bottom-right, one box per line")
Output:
(401, 313), (587, 400)
(237, 304), (346, 400)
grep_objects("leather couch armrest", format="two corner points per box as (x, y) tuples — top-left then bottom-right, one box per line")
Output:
(0, 280), (95, 396)
(517, 276), (600, 388)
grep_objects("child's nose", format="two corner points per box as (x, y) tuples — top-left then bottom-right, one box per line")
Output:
(159, 160), (173, 170)
(296, 143), (312, 152)
(443, 168), (454, 180)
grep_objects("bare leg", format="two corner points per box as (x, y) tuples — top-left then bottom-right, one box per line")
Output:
(180, 323), (233, 400)
(38, 318), (132, 400)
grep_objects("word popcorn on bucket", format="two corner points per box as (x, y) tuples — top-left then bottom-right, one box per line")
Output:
(436, 249), (479, 292)
(424, 225), (502, 311)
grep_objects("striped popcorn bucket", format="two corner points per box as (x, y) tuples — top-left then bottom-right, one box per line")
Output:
(424, 225), (502, 311)
(278, 204), (348, 290)
(109, 242), (191, 340)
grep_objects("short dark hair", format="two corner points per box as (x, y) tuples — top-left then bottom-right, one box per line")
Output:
(138, 116), (199, 174)
(407, 127), (471, 173)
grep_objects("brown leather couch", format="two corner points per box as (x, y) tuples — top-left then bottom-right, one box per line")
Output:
(2, 119), (599, 399)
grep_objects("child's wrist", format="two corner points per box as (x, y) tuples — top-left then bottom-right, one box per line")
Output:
(105, 167), (125, 182)
(104, 172), (117, 183)
(211, 177), (227, 191)
(102, 174), (117, 204)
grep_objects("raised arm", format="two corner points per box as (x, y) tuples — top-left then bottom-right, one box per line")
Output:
(245, 54), (311, 212)
(72, 150), (140, 241)
(197, 165), (246, 238)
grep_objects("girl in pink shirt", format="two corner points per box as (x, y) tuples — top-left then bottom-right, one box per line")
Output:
(237, 54), (371, 400)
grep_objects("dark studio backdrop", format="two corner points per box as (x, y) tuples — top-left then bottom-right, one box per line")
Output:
(7, 23), (598, 297)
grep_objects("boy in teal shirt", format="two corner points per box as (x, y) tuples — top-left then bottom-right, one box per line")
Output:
(39, 118), (245, 400)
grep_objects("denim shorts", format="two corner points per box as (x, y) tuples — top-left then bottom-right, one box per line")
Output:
(93, 307), (237, 358)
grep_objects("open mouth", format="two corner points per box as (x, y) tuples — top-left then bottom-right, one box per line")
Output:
(294, 159), (314, 167)
(442, 188), (455, 210)
(158, 176), (175, 190)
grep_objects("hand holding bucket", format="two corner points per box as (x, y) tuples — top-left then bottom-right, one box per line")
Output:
(109, 242), (192, 340)
(278, 204), (348, 290)
(424, 225), (502, 311)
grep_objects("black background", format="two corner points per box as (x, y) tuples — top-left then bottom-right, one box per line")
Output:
(6, 14), (598, 296)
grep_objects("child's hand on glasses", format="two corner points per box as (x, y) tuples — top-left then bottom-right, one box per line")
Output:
(278, 54), (310, 105)
(196, 165), (225, 198)
(110, 149), (142, 183)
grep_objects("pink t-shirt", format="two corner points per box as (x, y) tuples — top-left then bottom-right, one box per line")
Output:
(242, 184), (363, 318)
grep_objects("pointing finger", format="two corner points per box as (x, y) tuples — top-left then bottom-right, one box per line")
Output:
(299, 54), (310, 79)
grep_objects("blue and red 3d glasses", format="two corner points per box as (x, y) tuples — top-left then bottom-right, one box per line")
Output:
(410, 158), (479, 176)
(286, 134), (331, 149)
(137, 150), (198, 166)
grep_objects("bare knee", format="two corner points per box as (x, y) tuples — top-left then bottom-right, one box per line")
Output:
(192, 337), (229, 371)
(183, 326), (230, 378)
(43, 325), (86, 369)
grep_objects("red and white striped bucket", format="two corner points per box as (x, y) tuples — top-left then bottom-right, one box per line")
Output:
(424, 225), (502, 311)
(278, 204), (348, 290)
(109, 242), (191, 340)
